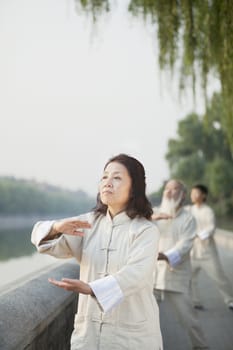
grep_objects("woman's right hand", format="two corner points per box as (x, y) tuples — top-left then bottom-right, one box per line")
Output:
(52, 218), (92, 237)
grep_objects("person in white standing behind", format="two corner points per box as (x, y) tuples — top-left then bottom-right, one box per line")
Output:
(31, 153), (163, 350)
(152, 179), (209, 350)
(187, 184), (233, 311)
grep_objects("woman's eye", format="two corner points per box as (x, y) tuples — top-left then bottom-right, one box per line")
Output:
(114, 176), (121, 180)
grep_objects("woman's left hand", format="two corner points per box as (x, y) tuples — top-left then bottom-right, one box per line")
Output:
(48, 277), (94, 295)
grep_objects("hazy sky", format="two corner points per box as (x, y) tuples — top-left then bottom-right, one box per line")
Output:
(0, 0), (212, 196)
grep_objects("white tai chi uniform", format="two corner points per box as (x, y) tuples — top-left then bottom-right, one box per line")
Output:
(153, 207), (208, 349)
(187, 204), (233, 307)
(31, 211), (163, 350)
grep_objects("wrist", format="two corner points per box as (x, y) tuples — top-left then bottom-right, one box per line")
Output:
(48, 222), (61, 239)
(89, 287), (95, 297)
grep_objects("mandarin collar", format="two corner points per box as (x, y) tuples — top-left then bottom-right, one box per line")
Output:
(106, 210), (131, 226)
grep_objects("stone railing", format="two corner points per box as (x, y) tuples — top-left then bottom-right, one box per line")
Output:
(0, 262), (80, 350)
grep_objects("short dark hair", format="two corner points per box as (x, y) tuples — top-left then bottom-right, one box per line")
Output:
(192, 184), (208, 196)
(94, 153), (153, 219)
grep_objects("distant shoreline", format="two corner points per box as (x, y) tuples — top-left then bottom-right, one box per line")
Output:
(0, 214), (66, 229)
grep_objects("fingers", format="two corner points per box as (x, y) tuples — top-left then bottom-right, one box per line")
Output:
(158, 213), (172, 220)
(48, 278), (91, 295)
(54, 219), (92, 236)
(66, 219), (92, 228)
(61, 278), (76, 283)
(69, 221), (91, 236)
(48, 277), (83, 293)
(70, 229), (85, 237)
(48, 277), (65, 287)
(48, 277), (78, 287)
(48, 278), (62, 287)
(48, 278), (73, 291)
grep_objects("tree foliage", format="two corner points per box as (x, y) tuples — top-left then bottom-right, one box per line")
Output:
(75, 0), (110, 21)
(75, 0), (233, 154)
(0, 177), (95, 216)
(165, 92), (233, 216)
(128, 0), (233, 153)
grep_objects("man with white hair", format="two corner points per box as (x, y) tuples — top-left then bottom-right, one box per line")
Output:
(152, 179), (209, 350)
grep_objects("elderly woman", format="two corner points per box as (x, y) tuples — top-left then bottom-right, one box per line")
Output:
(31, 153), (163, 350)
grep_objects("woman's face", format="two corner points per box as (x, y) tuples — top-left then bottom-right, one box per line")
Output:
(99, 161), (132, 216)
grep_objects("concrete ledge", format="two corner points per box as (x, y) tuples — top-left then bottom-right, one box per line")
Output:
(0, 262), (80, 350)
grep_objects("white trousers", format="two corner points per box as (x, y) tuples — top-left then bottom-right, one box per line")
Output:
(191, 255), (233, 306)
(154, 289), (208, 349)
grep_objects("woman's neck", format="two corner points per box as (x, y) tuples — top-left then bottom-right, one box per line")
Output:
(108, 207), (125, 218)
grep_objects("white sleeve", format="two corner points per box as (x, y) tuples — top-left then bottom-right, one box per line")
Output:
(89, 275), (124, 313)
(197, 229), (209, 240)
(31, 220), (56, 246)
(196, 206), (215, 239)
(165, 248), (182, 267)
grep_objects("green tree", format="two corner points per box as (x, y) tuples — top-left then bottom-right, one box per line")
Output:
(165, 92), (233, 216)
(206, 157), (233, 192)
(128, 0), (233, 153)
(0, 177), (95, 216)
(166, 112), (207, 185)
(75, 0), (233, 154)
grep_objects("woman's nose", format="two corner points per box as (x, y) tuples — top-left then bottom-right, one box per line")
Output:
(105, 179), (113, 187)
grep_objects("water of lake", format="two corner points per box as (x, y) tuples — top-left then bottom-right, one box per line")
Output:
(0, 226), (62, 289)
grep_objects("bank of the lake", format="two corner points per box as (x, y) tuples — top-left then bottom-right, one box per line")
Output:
(0, 216), (78, 290)
(0, 214), (68, 229)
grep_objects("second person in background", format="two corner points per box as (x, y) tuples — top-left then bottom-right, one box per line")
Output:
(152, 179), (209, 350)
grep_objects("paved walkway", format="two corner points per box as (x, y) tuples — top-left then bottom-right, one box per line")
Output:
(158, 230), (233, 350)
